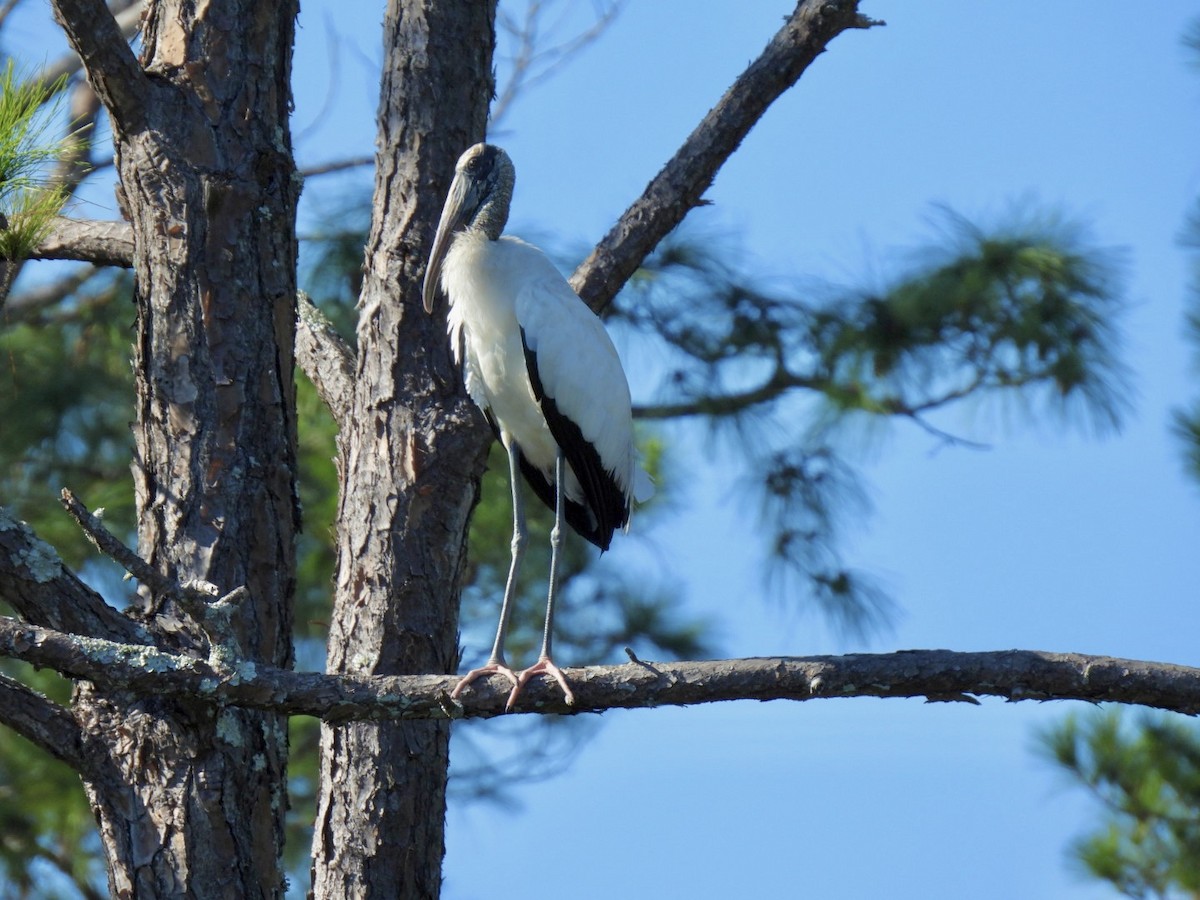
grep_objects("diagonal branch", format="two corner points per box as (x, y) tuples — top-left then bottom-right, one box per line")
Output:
(490, 0), (625, 131)
(570, 0), (883, 312)
(31, 0), (144, 99)
(1, 265), (101, 322)
(0, 506), (148, 644)
(1, 614), (1197, 720)
(0, 672), (86, 771)
(296, 292), (356, 426)
(50, 0), (150, 133)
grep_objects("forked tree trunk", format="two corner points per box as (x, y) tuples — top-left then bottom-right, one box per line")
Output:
(53, 0), (301, 894)
(309, 2), (497, 896)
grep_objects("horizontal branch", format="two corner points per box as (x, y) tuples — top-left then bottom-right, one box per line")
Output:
(31, 217), (135, 267)
(299, 155), (375, 179)
(570, 0), (882, 312)
(1, 615), (1197, 721)
(634, 367), (822, 420)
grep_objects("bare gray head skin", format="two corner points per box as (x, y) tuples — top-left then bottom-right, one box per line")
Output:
(422, 143), (517, 313)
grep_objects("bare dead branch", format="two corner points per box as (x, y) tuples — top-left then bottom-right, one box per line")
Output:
(59, 489), (173, 598)
(29, 216), (134, 266)
(1, 614), (1196, 721)
(58, 490), (256, 647)
(490, 0), (624, 131)
(31, 1), (143, 98)
(300, 155), (375, 178)
(570, 0), (883, 312)
(296, 292), (356, 425)
(0, 672), (85, 770)
(0, 506), (148, 644)
(50, 0), (149, 132)
(2, 266), (108, 323)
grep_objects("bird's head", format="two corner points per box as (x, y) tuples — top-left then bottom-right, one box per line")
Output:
(422, 143), (515, 313)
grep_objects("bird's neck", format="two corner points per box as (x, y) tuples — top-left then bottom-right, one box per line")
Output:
(473, 188), (511, 241)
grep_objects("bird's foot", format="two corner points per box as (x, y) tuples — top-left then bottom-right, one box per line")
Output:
(450, 661), (519, 701)
(506, 656), (576, 712)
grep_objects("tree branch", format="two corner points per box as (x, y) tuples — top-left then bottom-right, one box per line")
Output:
(1, 265), (101, 322)
(569, 0), (882, 312)
(58, 489), (169, 596)
(32, 0), (143, 98)
(30, 216), (135, 267)
(1, 614), (1196, 721)
(490, 0), (625, 131)
(23, 222), (353, 424)
(0, 672), (85, 771)
(0, 506), (148, 644)
(634, 368), (822, 420)
(299, 155), (375, 179)
(296, 292), (356, 425)
(49, 0), (150, 133)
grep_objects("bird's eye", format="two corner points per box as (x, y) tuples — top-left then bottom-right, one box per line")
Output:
(466, 149), (495, 179)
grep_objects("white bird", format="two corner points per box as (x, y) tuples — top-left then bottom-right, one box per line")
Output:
(423, 143), (643, 710)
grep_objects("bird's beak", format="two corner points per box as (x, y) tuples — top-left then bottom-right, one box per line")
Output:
(423, 172), (475, 314)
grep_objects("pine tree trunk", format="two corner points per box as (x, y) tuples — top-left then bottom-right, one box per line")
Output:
(59, 1), (302, 894)
(309, 2), (497, 897)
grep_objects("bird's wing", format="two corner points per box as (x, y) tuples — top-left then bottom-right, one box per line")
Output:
(515, 274), (633, 549)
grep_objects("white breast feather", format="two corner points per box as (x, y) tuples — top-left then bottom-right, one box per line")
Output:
(441, 232), (637, 501)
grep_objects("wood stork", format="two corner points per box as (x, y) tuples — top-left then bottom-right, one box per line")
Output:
(423, 143), (642, 711)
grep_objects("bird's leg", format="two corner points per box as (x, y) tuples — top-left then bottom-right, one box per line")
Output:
(450, 439), (524, 701)
(508, 451), (576, 710)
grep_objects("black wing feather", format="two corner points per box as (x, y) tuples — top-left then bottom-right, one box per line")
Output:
(518, 328), (629, 550)
(482, 408), (603, 547)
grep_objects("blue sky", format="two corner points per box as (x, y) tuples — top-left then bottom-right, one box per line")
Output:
(7, 1), (1200, 897)
(425, 4), (1200, 898)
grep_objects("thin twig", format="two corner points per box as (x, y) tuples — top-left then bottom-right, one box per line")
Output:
(491, 0), (624, 131)
(59, 489), (174, 597)
(300, 155), (375, 178)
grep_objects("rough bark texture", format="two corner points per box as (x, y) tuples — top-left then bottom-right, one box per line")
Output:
(31, 216), (136, 266)
(5, 611), (1200, 720)
(308, 2), (497, 898)
(48, 0), (301, 895)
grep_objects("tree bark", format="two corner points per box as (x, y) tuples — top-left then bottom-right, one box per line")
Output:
(49, 0), (301, 895)
(8, 2), (904, 897)
(5, 610), (1200, 719)
(308, 2), (497, 898)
